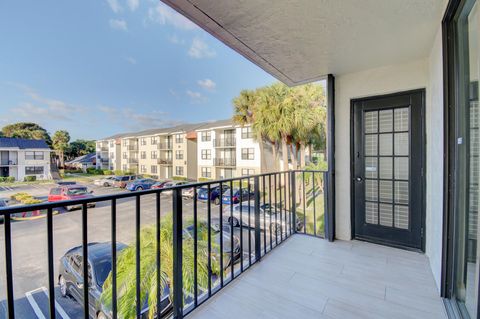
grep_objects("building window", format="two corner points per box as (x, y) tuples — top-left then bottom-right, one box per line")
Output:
(140, 165), (147, 173)
(122, 152), (127, 159)
(175, 134), (183, 144)
(201, 149), (211, 160)
(140, 151), (146, 159)
(201, 131), (211, 142)
(25, 151), (44, 160)
(140, 138), (147, 146)
(149, 137), (157, 145)
(241, 148), (255, 160)
(241, 169), (255, 176)
(176, 150), (184, 160)
(201, 167), (211, 178)
(110, 141), (114, 147)
(122, 164), (127, 171)
(25, 166), (44, 175)
(151, 151), (158, 159)
(123, 140), (127, 146)
(241, 127), (253, 139)
(110, 152), (114, 159)
(175, 166), (184, 176)
(151, 165), (158, 174)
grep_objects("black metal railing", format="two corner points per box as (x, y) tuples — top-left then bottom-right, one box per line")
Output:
(158, 143), (173, 150)
(213, 138), (236, 148)
(213, 158), (236, 167)
(158, 158), (173, 165)
(127, 145), (138, 151)
(0, 170), (327, 319)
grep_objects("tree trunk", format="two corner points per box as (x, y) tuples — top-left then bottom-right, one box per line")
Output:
(259, 139), (266, 173)
(271, 143), (278, 172)
(300, 144), (306, 168)
(308, 144), (313, 164)
(289, 144), (297, 171)
(281, 137), (289, 172)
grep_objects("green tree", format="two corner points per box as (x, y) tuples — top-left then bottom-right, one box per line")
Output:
(101, 216), (220, 319)
(65, 139), (96, 159)
(52, 130), (70, 167)
(1, 122), (52, 145)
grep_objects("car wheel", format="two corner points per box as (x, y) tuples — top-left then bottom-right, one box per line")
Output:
(97, 312), (108, 319)
(136, 186), (143, 191)
(228, 217), (239, 227)
(214, 198), (220, 205)
(65, 206), (73, 212)
(103, 182), (109, 187)
(59, 275), (68, 297)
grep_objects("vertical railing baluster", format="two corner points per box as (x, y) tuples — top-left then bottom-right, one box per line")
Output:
(207, 184), (212, 296)
(230, 180), (234, 280)
(303, 171), (306, 234)
(172, 188), (183, 319)
(262, 175), (266, 255)
(313, 172), (317, 236)
(284, 172), (288, 238)
(193, 187), (198, 306)
(254, 176), (261, 262)
(156, 193), (161, 316)
(290, 171), (296, 235)
(111, 199), (118, 319)
(239, 179), (244, 273)
(247, 179), (252, 266)
(4, 213), (14, 319)
(279, 173), (283, 242)
(274, 174), (278, 246)
(269, 175), (272, 251)
(82, 203), (89, 319)
(135, 195), (141, 319)
(219, 182), (224, 287)
(47, 207), (55, 319)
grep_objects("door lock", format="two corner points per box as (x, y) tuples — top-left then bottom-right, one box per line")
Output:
(356, 177), (363, 182)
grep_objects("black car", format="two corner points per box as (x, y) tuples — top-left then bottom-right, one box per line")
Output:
(58, 242), (172, 319)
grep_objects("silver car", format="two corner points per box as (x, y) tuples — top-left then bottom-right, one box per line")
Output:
(93, 176), (115, 187)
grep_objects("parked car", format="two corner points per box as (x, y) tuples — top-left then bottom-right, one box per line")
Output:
(221, 188), (254, 205)
(197, 184), (230, 205)
(160, 181), (189, 195)
(126, 178), (157, 191)
(112, 175), (139, 188)
(151, 180), (172, 189)
(58, 242), (172, 319)
(0, 198), (7, 223)
(229, 203), (303, 236)
(183, 219), (241, 267)
(93, 176), (116, 187)
(182, 187), (195, 199)
(48, 185), (96, 211)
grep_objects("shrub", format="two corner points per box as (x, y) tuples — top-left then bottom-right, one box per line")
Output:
(86, 167), (97, 174)
(114, 170), (123, 176)
(0, 177), (5, 183)
(24, 176), (37, 182)
(5, 176), (15, 183)
(198, 177), (212, 182)
(22, 198), (43, 205)
(104, 170), (113, 175)
(172, 176), (188, 181)
(11, 192), (29, 201)
(64, 169), (83, 174)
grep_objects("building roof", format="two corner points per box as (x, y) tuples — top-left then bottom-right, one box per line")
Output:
(0, 137), (50, 150)
(195, 119), (235, 131)
(66, 153), (96, 165)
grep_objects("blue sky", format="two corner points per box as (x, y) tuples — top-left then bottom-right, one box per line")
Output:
(0, 0), (276, 140)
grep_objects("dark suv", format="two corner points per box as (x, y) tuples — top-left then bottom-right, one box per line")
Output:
(58, 242), (172, 319)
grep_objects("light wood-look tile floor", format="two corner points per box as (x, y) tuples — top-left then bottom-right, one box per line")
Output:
(187, 235), (447, 319)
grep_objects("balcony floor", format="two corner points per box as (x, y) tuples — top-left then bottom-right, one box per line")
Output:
(188, 235), (446, 319)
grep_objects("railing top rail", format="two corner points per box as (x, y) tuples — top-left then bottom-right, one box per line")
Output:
(0, 169), (328, 215)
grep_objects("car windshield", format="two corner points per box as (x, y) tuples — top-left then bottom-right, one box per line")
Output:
(67, 188), (88, 195)
(93, 259), (112, 287)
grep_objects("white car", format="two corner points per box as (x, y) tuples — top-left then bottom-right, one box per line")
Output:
(93, 176), (115, 187)
(227, 203), (301, 236)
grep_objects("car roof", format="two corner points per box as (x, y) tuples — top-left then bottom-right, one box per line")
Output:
(56, 185), (87, 189)
(65, 242), (127, 261)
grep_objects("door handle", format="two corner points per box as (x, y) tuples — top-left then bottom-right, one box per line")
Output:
(356, 177), (363, 182)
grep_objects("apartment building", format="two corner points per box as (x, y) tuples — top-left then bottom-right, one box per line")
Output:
(0, 137), (51, 181)
(96, 133), (127, 171)
(196, 119), (270, 180)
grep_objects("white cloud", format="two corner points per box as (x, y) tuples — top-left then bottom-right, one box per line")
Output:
(109, 19), (128, 31)
(197, 79), (216, 91)
(188, 38), (216, 59)
(125, 56), (137, 64)
(99, 106), (183, 130)
(127, 0), (139, 11)
(106, 0), (122, 13)
(148, 2), (197, 30)
(168, 34), (185, 45)
(186, 90), (207, 103)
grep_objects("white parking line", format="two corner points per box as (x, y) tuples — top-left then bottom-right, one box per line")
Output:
(25, 289), (46, 319)
(41, 287), (71, 319)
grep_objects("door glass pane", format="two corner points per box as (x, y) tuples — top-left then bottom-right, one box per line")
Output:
(365, 180), (378, 201)
(365, 202), (378, 225)
(394, 157), (409, 180)
(395, 205), (409, 230)
(379, 157), (393, 179)
(379, 181), (393, 203)
(379, 204), (393, 227)
(379, 109), (393, 132)
(365, 135), (377, 156)
(454, 2), (480, 317)
(379, 134), (393, 155)
(365, 157), (378, 178)
(365, 111), (378, 133)
(394, 107), (410, 131)
(394, 133), (409, 156)
(394, 181), (409, 205)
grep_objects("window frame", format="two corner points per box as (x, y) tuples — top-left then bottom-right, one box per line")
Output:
(241, 148), (255, 160)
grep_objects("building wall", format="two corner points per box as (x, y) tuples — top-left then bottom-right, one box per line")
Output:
(10, 149), (51, 181)
(186, 139), (198, 180)
(172, 133), (187, 178)
(197, 130), (215, 179)
(138, 135), (160, 177)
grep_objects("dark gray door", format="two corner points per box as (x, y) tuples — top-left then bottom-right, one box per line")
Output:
(352, 90), (425, 250)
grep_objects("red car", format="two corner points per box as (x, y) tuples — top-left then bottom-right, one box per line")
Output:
(48, 185), (96, 211)
(151, 180), (172, 189)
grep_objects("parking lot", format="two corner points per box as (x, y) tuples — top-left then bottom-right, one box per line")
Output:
(0, 181), (278, 318)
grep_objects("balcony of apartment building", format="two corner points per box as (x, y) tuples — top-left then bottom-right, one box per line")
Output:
(213, 130), (236, 148)
(0, 151), (18, 166)
(158, 139), (173, 150)
(213, 157), (236, 167)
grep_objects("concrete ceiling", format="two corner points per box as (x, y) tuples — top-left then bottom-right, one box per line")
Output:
(162, 0), (446, 86)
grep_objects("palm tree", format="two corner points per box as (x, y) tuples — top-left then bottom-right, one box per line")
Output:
(52, 130), (70, 168)
(101, 216), (220, 319)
